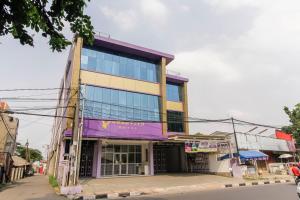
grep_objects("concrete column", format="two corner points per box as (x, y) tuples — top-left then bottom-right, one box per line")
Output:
(17, 168), (21, 180)
(92, 141), (98, 177)
(96, 140), (102, 178)
(183, 82), (189, 135)
(20, 168), (23, 179)
(149, 142), (154, 176)
(160, 58), (167, 136)
(14, 167), (18, 181)
(11, 168), (15, 182)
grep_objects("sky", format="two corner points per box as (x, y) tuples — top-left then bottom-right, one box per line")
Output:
(1, 0), (300, 153)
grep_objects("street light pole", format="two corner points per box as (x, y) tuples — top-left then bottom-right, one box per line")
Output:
(231, 118), (240, 163)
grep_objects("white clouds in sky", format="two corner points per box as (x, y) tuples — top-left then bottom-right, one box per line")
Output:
(140, 0), (168, 23)
(99, 6), (137, 31)
(171, 49), (241, 82)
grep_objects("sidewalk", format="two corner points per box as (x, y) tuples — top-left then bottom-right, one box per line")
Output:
(79, 173), (294, 198)
(0, 175), (65, 200)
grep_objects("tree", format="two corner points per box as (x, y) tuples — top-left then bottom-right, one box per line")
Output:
(282, 103), (300, 146)
(0, 0), (94, 51)
(16, 145), (43, 162)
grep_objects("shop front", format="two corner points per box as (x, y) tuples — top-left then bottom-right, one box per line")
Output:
(153, 135), (231, 175)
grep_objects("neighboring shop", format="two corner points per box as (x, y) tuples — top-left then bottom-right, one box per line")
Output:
(153, 134), (232, 176)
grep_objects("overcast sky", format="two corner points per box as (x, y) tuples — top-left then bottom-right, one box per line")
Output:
(1, 0), (300, 153)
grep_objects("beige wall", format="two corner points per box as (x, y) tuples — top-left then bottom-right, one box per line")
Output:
(166, 101), (184, 112)
(81, 70), (160, 96)
(208, 153), (230, 173)
(0, 114), (18, 154)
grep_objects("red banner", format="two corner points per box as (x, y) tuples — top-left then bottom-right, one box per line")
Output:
(275, 130), (292, 141)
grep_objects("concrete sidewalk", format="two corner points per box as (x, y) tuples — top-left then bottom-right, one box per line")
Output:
(0, 175), (65, 200)
(79, 173), (294, 198)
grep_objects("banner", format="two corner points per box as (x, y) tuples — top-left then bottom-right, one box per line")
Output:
(185, 140), (230, 153)
(185, 140), (217, 153)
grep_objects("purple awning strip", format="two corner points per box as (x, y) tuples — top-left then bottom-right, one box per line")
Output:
(64, 118), (166, 141)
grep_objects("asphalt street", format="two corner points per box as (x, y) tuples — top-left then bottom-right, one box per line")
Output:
(127, 183), (299, 200)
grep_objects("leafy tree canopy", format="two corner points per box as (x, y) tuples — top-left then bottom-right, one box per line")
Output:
(16, 145), (43, 162)
(0, 0), (94, 51)
(282, 103), (300, 145)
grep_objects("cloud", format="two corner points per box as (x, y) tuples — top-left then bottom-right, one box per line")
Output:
(204, 0), (259, 11)
(140, 0), (168, 23)
(99, 6), (137, 31)
(170, 48), (241, 82)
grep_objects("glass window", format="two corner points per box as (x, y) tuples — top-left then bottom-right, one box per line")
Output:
(126, 93), (134, 108)
(111, 89), (119, 105)
(167, 111), (184, 133)
(119, 91), (126, 106)
(83, 85), (160, 121)
(96, 52), (104, 72)
(111, 55), (120, 75)
(81, 48), (159, 83)
(103, 88), (111, 103)
(133, 93), (140, 108)
(167, 83), (183, 102)
(140, 63), (147, 80)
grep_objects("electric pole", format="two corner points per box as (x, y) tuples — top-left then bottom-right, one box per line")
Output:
(25, 140), (30, 162)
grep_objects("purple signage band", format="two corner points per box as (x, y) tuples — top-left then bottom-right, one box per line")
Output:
(64, 118), (166, 141)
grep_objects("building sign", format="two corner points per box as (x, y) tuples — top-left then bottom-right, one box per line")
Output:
(185, 140), (230, 153)
(185, 141), (217, 153)
(275, 130), (293, 141)
(64, 118), (165, 140)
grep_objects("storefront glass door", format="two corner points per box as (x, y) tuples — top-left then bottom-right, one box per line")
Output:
(101, 145), (142, 177)
(114, 153), (128, 175)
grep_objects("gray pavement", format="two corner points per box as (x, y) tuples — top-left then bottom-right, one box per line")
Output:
(0, 175), (65, 200)
(127, 183), (299, 200)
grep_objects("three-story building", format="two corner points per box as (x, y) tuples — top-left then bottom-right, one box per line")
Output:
(48, 35), (189, 181)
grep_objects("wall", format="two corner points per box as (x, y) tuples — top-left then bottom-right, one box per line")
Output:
(208, 153), (230, 174)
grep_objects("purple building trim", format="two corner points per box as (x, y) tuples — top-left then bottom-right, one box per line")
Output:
(166, 74), (189, 83)
(64, 118), (167, 141)
(93, 35), (174, 64)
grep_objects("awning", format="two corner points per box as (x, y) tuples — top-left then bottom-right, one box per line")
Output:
(239, 150), (268, 161)
(218, 150), (268, 161)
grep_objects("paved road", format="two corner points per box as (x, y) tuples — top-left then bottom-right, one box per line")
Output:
(0, 175), (65, 200)
(128, 184), (299, 200)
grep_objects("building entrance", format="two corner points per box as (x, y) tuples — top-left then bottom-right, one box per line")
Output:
(101, 144), (142, 177)
(79, 140), (95, 177)
(114, 153), (128, 175)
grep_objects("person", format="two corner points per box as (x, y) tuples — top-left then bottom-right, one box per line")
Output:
(291, 164), (300, 184)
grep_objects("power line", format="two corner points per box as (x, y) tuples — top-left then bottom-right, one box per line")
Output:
(0, 88), (74, 92)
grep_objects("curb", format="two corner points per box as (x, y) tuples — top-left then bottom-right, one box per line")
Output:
(63, 179), (294, 199)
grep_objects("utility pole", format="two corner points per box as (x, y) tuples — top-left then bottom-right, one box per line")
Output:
(231, 118), (240, 162)
(68, 84), (85, 186)
(68, 87), (81, 186)
(25, 140), (30, 162)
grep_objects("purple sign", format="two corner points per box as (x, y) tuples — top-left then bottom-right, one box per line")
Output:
(64, 119), (166, 140)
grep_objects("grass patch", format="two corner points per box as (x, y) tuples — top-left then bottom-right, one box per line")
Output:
(49, 175), (59, 188)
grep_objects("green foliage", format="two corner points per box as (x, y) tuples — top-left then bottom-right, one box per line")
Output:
(49, 175), (58, 188)
(16, 145), (43, 162)
(0, 0), (94, 51)
(283, 103), (300, 145)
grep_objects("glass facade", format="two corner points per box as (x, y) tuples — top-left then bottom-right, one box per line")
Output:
(81, 47), (159, 83)
(82, 85), (160, 121)
(166, 83), (182, 102)
(101, 144), (142, 176)
(167, 111), (184, 133)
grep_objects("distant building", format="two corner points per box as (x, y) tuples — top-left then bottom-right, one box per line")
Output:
(0, 102), (19, 183)
(211, 129), (296, 173)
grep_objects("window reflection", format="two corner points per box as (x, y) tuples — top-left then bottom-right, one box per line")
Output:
(81, 47), (159, 83)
